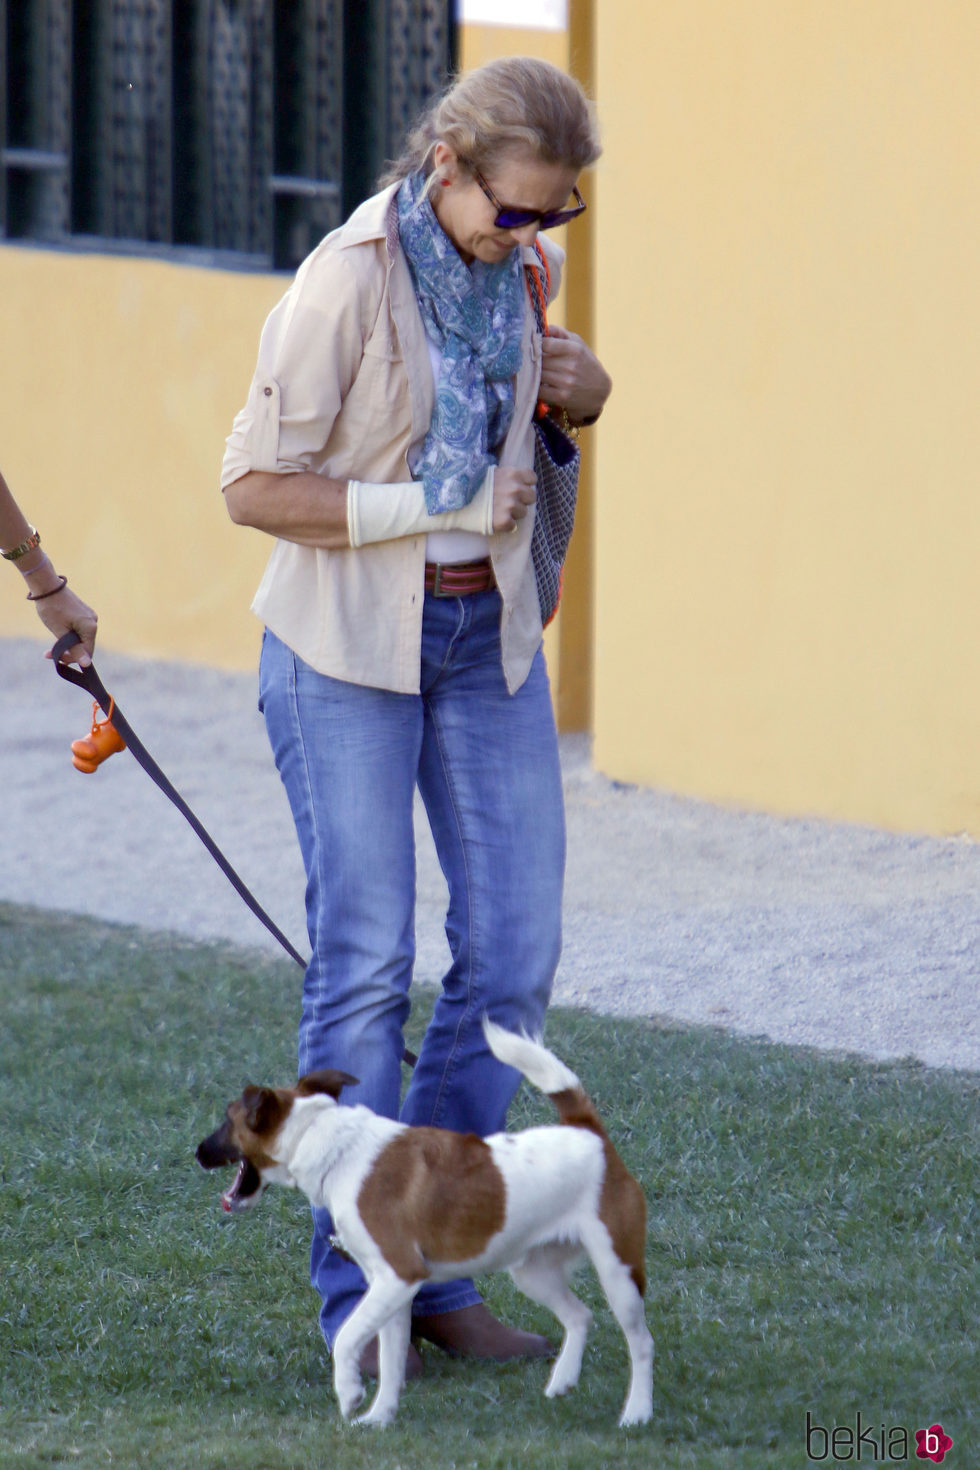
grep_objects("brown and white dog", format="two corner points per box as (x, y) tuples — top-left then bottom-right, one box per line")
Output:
(196, 1020), (653, 1429)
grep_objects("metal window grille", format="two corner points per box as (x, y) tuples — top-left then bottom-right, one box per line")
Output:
(0, 0), (454, 270)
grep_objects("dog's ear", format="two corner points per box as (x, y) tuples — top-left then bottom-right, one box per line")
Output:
(241, 1085), (287, 1135)
(296, 1068), (359, 1100)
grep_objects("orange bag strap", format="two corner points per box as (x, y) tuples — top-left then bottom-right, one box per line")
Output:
(526, 241), (552, 417)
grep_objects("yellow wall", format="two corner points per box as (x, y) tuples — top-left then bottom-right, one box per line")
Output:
(593, 1), (980, 835)
(460, 23), (566, 72)
(0, 247), (282, 668)
(0, 17), (595, 731)
(12, 7), (972, 834)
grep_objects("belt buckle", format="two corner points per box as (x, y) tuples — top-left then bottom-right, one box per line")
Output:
(431, 563), (445, 597)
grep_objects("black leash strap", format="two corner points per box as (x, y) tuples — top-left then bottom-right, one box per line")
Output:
(51, 635), (419, 1069)
(51, 633), (308, 968)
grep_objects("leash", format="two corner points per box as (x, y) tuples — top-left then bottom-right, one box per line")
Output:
(50, 635), (419, 1068)
(51, 633), (309, 966)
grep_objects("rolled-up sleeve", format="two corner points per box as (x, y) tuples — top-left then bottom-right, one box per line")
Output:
(220, 247), (371, 491)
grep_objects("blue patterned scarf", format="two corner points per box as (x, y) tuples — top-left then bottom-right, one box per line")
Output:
(397, 172), (525, 513)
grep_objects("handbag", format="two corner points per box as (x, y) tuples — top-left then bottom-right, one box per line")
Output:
(525, 243), (582, 627)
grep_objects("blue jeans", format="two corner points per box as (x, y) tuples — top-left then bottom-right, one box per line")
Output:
(258, 588), (565, 1346)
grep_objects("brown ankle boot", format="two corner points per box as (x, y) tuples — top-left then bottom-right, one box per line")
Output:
(412, 1303), (553, 1362)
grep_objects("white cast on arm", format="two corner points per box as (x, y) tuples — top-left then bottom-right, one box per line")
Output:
(347, 467), (495, 548)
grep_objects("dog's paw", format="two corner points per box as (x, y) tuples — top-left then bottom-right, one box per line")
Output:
(618, 1400), (653, 1429)
(544, 1347), (583, 1399)
(334, 1371), (366, 1420)
(544, 1370), (579, 1399)
(353, 1401), (397, 1429)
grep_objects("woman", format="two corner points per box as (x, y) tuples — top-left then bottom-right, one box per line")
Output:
(221, 57), (611, 1373)
(1, 467), (98, 666)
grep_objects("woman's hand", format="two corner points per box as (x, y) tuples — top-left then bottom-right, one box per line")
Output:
(539, 324), (612, 425)
(492, 467), (537, 533)
(35, 585), (99, 668)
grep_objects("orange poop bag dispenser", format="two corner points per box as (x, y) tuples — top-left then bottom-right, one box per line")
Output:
(71, 699), (126, 773)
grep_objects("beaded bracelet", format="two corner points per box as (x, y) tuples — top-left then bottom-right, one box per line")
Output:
(26, 574), (68, 602)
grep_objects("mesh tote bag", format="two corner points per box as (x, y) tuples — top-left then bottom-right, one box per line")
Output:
(525, 243), (582, 627)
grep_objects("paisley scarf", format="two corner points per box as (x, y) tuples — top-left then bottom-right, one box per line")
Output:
(397, 171), (525, 513)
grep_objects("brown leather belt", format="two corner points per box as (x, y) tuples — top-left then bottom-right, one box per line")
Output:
(424, 558), (496, 597)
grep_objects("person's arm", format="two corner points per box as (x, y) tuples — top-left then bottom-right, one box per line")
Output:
(538, 323), (612, 426)
(0, 470), (38, 554)
(224, 465), (537, 544)
(223, 468), (351, 548)
(221, 246), (536, 546)
(0, 469), (98, 666)
(532, 235), (611, 427)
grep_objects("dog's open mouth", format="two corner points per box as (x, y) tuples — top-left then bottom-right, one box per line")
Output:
(221, 1158), (264, 1213)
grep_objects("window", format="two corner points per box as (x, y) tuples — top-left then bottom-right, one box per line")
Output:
(0, 0), (455, 269)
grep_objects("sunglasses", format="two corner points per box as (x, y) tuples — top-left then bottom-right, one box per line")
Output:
(465, 163), (587, 231)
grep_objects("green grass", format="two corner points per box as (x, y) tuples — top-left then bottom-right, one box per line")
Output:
(0, 899), (976, 1469)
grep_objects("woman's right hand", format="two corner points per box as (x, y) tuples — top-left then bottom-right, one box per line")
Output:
(37, 586), (99, 667)
(492, 467), (537, 533)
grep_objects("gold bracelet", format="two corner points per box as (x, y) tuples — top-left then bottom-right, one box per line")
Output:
(2, 525), (41, 562)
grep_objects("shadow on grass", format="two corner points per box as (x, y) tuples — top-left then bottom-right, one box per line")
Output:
(0, 901), (976, 1469)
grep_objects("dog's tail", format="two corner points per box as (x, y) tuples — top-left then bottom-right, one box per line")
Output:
(482, 1019), (606, 1137)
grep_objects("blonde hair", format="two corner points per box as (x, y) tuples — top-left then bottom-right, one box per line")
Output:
(380, 56), (601, 188)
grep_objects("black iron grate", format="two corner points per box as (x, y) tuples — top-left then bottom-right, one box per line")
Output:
(0, 0), (454, 269)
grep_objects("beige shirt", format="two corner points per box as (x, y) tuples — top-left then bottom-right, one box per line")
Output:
(221, 183), (563, 696)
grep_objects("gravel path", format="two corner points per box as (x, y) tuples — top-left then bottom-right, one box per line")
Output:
(4, 636), (978, 1072)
